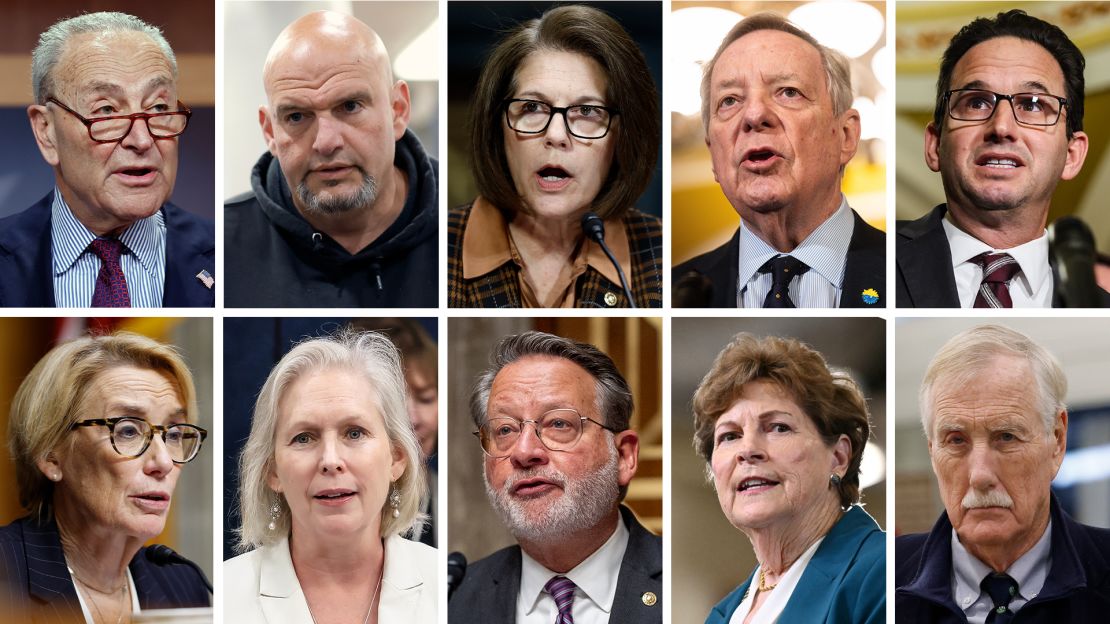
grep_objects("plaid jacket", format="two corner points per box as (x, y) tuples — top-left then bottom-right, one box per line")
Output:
(448, 202), (662, 308)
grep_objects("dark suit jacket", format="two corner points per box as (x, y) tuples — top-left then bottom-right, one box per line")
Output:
(896, 204), (1110, 307)
(672, 209), (886, 308)
(449, 505), (663, 623)
(895, 496), (1110, 623)
(0, 516), (210, 623)
(0, 192), (215, 307)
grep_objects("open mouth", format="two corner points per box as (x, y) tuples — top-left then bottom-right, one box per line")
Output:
(538, 166), (571, 181)
(314, 489), (356, 503)
(976, 154), (1023, 169)
(737, 477), (780, 493)
(119, 167), (154, 177)
(745, 150), (777, 163)
(512, 478), (558, 497)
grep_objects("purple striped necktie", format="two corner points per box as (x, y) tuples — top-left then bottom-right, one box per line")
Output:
(972, 252), (1020, 308)
(544, 575), (576, 624)
(89, 238), (131, 307)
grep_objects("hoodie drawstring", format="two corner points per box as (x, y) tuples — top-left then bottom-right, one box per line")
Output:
(311, 232), (324, 253)
(370, 260), (383, 291)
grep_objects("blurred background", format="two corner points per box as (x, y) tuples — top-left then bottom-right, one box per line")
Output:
(446, 1), (662, 217)
(896, 1), (1110, 260)
(0, 317), (213, 579)
(895, 318), (1110, 535)
(671, 1), (887, 265)
(446, 317), (662, 561)
(0, 2), (214, 219)
(223, 1), (439, 200)
(670, 317), (886, 624)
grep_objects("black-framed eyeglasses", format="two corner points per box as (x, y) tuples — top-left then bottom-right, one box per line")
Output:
(944, 89), (1068, 127)
(71, 417), (207, 464)
(47, 97), (192, 143)
(473, 408), (617, 458)
(504, 99), (619, 139)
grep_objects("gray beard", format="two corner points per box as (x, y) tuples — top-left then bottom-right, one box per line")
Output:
(483, 444), (620, 544)
(296, 170), (378, 215)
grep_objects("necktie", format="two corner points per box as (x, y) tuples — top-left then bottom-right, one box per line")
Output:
(981, 572), (1019, 623)
(973, 252), (1020, 308)
(544, 575), (576, 624)
(759, 255), (810, 308)
(89, 238), (131, 307)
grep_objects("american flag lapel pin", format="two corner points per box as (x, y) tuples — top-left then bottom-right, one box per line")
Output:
(196, 270), (215, 289)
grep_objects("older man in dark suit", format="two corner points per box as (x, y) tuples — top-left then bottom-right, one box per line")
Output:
(449, 331), (662, 623)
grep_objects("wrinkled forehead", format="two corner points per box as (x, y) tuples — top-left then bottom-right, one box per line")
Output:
(264, 35), (390, 98)
(713, 28), (825, 90)
(55, 31), (176, 101)
(949, 36), (1067, 94)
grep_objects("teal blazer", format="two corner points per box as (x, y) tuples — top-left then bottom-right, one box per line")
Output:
(706, 505), (886, 624)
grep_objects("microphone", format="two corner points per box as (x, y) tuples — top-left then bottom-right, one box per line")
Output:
(580, 212), (637, 308)
(447, 551), (467, 599)
(673, 271), (714, 307)
(1049, 216), (1103, 308)
(145, 545), (213, 594)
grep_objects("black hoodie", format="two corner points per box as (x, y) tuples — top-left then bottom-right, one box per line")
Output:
(224, 129), (438, 307)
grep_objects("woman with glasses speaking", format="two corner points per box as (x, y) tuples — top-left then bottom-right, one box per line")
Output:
(0, 332), (210, 622)
(448, 5), (662, 308)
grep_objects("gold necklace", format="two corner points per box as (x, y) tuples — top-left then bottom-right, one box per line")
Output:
(758, 567), (778, 592)
(68, 566), (128, 624)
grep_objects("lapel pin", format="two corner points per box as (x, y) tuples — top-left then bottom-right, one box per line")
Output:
(641, 591), (657, 606)
(861, 288), (879, 305)
(196, 270), (215, 290)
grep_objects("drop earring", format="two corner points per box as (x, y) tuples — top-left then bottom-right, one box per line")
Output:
(389, 484), (401, 518)
(268, 501), (280, 531)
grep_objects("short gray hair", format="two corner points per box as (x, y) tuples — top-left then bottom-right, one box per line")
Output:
(919, 324), (1067, 439)
(235, 330), (426, 552)
(700, 12), (853, 131)
(32, 11), (178, 105)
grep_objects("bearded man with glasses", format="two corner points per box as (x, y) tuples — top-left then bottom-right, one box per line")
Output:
(897, 9), (1110, 308)
(0, 11), (214, 308)
(450, 331), (663, 623)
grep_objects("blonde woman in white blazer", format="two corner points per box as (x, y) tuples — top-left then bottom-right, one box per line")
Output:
(225, 330), (437, 623)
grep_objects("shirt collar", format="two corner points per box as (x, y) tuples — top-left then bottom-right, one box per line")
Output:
(737, 196), (853, 288)
(951, 520), (1052, 607)
(50, 187), (165, 276)
(461, 197), (632, 288)
(942, 217), (1051, 296)
(519, 513), (630, 616)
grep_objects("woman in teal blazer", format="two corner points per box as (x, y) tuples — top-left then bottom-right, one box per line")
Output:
(692, 333), (886, 624)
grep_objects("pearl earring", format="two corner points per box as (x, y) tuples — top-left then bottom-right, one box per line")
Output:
(389, 485), (401, 518)
(268, 502), (280, 531)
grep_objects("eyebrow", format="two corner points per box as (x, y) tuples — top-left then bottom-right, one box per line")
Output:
(514, 90), (606, 105)
(714, 409), (795, 432)
(958, 79), (1055, 94)
(274, 90), (375, 117)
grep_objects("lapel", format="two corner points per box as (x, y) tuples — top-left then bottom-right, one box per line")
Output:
(612, 506), (663, 621)
(161, 202), (215, 307)
(896, 205), (961, 307)
(483, 548), (524, 621)
(129, 551), (171, 609)
(840, 210), (887, 308)
(0, 192), (57, 307)
(703, 228), (741, 307)
(377, 535), (426, 620)
(257, 537), (315, 624)
(20, 518), (83, 623)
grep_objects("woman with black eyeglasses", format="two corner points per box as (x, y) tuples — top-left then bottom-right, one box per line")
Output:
(0, 332), (210, 623)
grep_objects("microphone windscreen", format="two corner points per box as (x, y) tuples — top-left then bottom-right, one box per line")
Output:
(580, 212), (605, 241)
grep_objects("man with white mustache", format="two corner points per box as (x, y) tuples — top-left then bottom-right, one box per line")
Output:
(895, 324), (1110, 623)
(450, 331), (662, 623)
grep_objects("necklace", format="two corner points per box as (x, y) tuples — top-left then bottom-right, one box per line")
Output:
(308, 565), (384, 624)
(758, 567), (778, 592)
(68, 565), (129, 624)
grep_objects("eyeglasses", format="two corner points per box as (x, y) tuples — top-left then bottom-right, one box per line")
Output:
(504, 99), (619, 139)
(71, 417), (207, 464)
(47, 97), (192, 143)
(944, 89), (1068, 127)
(474, 408), (617, 458)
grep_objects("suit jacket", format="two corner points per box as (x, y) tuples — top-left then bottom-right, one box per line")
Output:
(672, 209), (886, 308)
(895, 495), (1110, 623)
(0, 191), (215, 307)
(705, 505), (885, 624)
(448, 505), (663, 623)
(224, 533), (438, 623)
(0, 516), (210, 623)
(896, 203), (1110, 307)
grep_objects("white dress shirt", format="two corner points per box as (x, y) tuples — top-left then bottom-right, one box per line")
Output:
(728, 536), (825, 624)
(735, 197), (854, 308)
(942, 217), (1053, 307)
(517, 515), (630, 624)
(950, 521), (1051, 623)
(73, 568), (140, 624)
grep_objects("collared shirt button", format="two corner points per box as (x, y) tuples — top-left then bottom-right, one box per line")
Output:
(603, 292), (618, 307)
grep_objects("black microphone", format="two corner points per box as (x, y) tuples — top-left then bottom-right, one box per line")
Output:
(145, 545), (213, 594)
(673, 271), (714, 307)
(447, 551), (467, 599)
(1049, 216), (1103, 308)
(580, 212), (637, 308)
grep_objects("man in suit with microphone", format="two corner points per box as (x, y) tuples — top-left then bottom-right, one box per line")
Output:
(897, 10), (1110, 308)
(673, 12), (886, 308)
(449, 331), (662, 623)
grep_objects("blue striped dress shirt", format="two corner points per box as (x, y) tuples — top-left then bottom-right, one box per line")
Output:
(50, 189), (166, 308)
(736, 197), (855, 308)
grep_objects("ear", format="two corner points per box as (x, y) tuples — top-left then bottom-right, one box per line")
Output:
(924, 121), (942, 173)
(390, 442), (406, 482)
(391, 80), (411, 141)
(837, 108), (862, 166)
(614, 429), (640, 488)
(259, 105), (277, 156)
(1050, 409), (1069, 475)
(266, 463), (283, 494)
(27, 104), (60, 166)
(35, 452), (62, 482)
(1061, 131), (1089, 181)
(830, 433), (851, 476)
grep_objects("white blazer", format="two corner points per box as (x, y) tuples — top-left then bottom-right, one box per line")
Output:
(224, 534), (438, 623)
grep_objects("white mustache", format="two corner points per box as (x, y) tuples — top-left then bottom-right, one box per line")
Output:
(962, 488), (1014, 509)
(504, 468), (567, 493)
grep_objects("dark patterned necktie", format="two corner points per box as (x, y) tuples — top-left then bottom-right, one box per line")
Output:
(981, 573), (1018, 623)
(544, 575), (576, 624)
(759, 255), (810, 308)
(973, 252), (1020, 308)
(89, 238), (131, 307)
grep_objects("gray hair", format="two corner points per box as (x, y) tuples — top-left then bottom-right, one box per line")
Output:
(919, 324), (1067, 440)
(235, 330), (426, 552)
(32, 11), (178, 105)
(700, 12), (853, 131)
(469, 331), (633, 432)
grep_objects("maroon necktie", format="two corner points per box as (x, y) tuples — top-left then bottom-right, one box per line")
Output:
(972, 252), (1020, 308)
(89, 238), (131, 307)
(544, 576), (576, 624)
